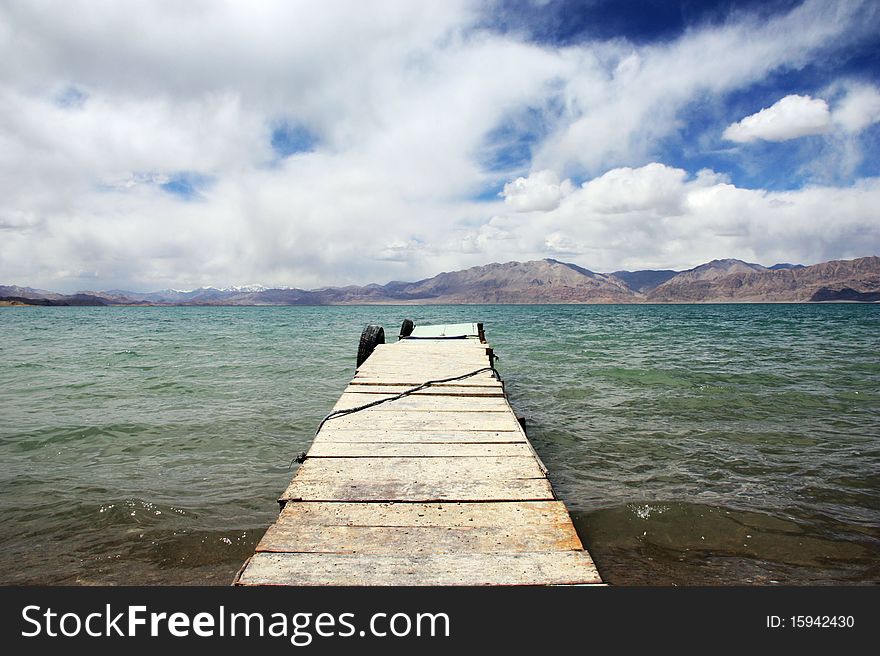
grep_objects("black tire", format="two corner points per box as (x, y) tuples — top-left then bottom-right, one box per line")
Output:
(356, 325), (385, 368)
(399, 318), (415, 339)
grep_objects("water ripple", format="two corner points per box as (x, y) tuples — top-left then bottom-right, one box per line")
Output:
(1, 303), (877, 584)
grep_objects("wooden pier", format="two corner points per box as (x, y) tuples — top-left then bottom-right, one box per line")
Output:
(235, 322), (602, 586)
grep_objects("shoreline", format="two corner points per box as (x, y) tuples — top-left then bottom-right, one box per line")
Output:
(2, 299), (879, 307)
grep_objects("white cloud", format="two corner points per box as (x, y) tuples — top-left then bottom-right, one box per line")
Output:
(459, 163), (880, 272)
(832, 83), (880, 133)
(502, 169), (573, 212)
(723, 94), (831, 143)
(532, 0), (866, 174)
(579, 163), (687, 215)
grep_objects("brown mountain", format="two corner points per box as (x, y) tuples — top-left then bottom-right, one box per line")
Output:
(661, 258), (768, 283)
(370, 259), (636, 304)
(3, 256), (879, 305)
(647, 256), (880, 302)
(610, 269), (677, 293)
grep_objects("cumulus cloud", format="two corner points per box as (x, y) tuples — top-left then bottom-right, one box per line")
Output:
(460, 163), (880, 271)
(832, 83), (880, 133)
(502, 170), (573, 212)
(721, 83), (879, 153)
(579, 163), (687, 215)
(723, 94), (831, 142)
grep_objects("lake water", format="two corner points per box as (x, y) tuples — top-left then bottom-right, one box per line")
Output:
(1, 304), (877, 585)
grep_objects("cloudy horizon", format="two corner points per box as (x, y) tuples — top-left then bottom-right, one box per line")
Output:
(2, 0), (879, 293)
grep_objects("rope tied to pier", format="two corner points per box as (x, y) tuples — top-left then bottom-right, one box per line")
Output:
(316, 366), (502, 435)
(288, 365), (502, 468)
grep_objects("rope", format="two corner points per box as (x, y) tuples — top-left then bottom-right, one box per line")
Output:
(288, 364), (502, 469)
(315, 365), (501, 435)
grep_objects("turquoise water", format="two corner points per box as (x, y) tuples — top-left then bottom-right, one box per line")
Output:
(1, 304), (877, 585)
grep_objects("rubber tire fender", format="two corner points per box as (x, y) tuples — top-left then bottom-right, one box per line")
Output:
(356, 325), (385, 368)
(399, 318), (415, 339)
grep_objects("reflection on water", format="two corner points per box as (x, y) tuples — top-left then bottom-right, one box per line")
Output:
(1, 303), (878, 584)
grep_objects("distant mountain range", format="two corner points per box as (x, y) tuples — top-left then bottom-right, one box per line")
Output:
(2, 256), (879, 306)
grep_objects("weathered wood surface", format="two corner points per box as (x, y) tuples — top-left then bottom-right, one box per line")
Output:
(343, 384), (504, 396)
(280, 478), (555, 503)
(350, 377), (500, 387)
(312, 427), (525, 444)
(236, 328), (602, 586)
(264, 501), (570, 532)
(332, 393), (512, 412)
(266, 500), (577, 528)
(290, 456), (545, 483)
(258, 501), (584, 554)
(282, 454), (553, 502)
(320, 413), (523, 432)
(238, 552), (602, 586)
(307, 441), (533, 457)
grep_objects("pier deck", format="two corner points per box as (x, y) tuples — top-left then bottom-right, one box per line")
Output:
(236, 323), (601, 586)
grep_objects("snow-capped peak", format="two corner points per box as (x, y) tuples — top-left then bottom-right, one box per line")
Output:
(220, 284), (269, 293)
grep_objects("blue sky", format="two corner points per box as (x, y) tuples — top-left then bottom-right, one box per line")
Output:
(484, 0), (880, 187)
(490, 0), (805, 44)
(1, 0), (878, 292)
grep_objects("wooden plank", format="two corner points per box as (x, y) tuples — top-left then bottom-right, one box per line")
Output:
(357, 360), (491, 365)
(357, 356), (491, 366)
(353, 369), (495, 380)
(306, 442), (532, 457)
(257, 510), (583, 555)
(356, 369), (490, 375)
(358, 355), (489, 368)
(367, 353), (488, 362)
(408, 323), (480, 338)
(350, 377), (500, 387)
(312, 428), (526, 444)
(363, 353), (488, 361)
(261, 500), (576, 528)
(392, 339), (485, 348)
(321, 413), (523, 431)
(363, 346), (488, 358)
(355, 359), (493, 368)
(349, 379), (501, 387)
(343, 384), (504, 397)
(256, 524), (581, 555)
(336, 392), (510, 404)
(391, 344), (486, 348)
(365, 348), (487, 357)
(292, 456), (546, 482)
(386, 353), (488, 359)
(359, 359), (490, 368)
(358, 354), (489, 362)
(358, 355), (489, 363)
(332, 393), (512, 412)
(237, 551), (602, 586)
(281, 476), (554, 502)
